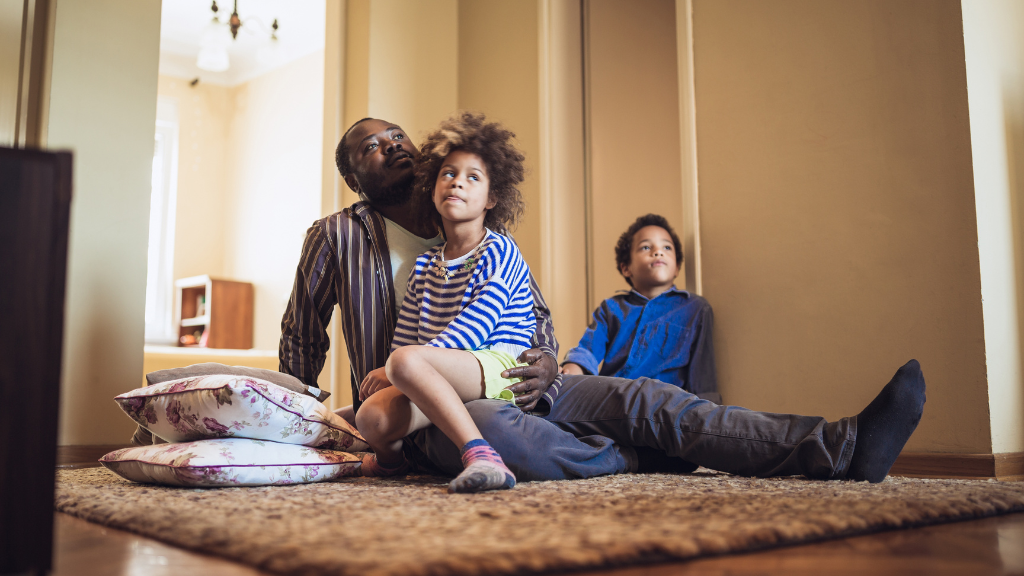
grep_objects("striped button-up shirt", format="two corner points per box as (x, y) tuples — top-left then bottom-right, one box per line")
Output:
(279, 202), (560, 411)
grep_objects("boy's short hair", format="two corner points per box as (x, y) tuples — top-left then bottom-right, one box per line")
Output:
(414, 112), (526, 232)
(614, 214), (684, 287)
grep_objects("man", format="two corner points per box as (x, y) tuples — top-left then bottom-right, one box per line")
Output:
(280, 117), (925, 483)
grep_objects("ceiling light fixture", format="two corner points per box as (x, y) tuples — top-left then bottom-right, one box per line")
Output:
(195, 1), (280, 73)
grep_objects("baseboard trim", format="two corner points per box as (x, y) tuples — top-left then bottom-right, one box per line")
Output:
(891, 451), (1024, 481)
(995, 452), (1024, 481)
(57, 444), (130, 468)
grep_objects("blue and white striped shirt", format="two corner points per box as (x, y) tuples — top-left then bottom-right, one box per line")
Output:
(391, 229), (536, 357)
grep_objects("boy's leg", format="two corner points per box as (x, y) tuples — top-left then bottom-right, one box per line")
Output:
(545, 375), (854, 479)
(544, 360), (925, 482)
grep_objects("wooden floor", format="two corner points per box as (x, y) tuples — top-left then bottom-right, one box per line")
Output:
(52, 507), (1024, 576)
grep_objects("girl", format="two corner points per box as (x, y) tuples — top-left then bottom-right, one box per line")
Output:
(354, 112), (535, 494)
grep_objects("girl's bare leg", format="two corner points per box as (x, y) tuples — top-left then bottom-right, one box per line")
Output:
(385, 345), (516, 492)
(384, 346), (488, 447)
(355, 386), (431, 469)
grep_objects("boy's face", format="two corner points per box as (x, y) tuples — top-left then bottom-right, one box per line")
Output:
(620, 225), (679, 291)
(433, 150), (495, 225)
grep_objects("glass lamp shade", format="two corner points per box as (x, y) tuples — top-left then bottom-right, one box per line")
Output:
(200, 18), (232, 49)
(197, 46), (229, 72)
(197, 18), (231, 72)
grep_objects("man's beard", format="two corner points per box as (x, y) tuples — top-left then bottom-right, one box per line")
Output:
(357, 168), (415, 207)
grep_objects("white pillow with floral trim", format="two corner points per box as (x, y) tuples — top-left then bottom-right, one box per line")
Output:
(114, 375), (368, 451)
(100, 438), (361, 487)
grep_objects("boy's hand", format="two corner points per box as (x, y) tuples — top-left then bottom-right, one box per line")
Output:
(359, 367), (392, 401)
(501, 349), (558, 412)
(560, 362), (585, 376)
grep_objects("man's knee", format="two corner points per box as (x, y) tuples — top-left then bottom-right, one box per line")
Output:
(558, 374), (644, 406)
(554, 374), (701, 423)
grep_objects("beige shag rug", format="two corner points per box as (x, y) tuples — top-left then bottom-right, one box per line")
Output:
(56, 468), (1024, 576)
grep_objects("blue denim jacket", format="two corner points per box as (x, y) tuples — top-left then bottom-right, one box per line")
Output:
(563, 286), (720, 403)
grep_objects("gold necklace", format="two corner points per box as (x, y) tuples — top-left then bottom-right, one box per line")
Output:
(430, 241), (483, 281)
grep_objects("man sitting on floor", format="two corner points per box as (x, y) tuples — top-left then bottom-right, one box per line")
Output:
(279, 117), (925, 484)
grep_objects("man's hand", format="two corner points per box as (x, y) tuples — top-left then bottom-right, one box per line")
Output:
(359, 367), (392, 401)
(561, 362), (585, 376)
(501, 349), (558, 412)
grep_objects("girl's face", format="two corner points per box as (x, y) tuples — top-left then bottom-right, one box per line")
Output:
(433, 150), (495, 227)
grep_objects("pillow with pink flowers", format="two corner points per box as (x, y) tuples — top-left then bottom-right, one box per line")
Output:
(114, 375), (368, 451)
(100, 438), (361, 487)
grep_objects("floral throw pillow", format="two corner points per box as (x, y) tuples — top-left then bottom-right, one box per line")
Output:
(114, 375), (368, 451)
(100, 438), (361, 487)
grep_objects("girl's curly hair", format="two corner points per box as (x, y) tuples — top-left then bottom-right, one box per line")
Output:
(414, 112), (526, 233)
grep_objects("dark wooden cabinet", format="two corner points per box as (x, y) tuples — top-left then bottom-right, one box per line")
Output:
(0, 148), (73, 574)
(175, 275), (254, 349)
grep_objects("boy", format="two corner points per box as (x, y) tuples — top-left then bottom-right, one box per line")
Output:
(561, 214), (721, 403)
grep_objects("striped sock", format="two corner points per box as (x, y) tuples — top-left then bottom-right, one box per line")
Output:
(448, 439), (516, 493)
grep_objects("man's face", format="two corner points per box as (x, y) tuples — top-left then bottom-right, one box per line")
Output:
(344, 119), (420, 206)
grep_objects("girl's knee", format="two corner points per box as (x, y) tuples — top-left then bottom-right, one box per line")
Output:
(356, 394), (411, 446)
(355, 401), (388, 444)
(386, 346), (421, 384)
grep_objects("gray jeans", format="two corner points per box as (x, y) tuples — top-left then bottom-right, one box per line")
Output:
(410, 374), (856, 481)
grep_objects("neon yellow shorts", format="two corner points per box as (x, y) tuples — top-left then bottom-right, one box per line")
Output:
(470, 349), (527, 402)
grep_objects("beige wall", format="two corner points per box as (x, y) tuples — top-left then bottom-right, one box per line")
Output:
(368, 0), (458, 144)
(962, 0), (1024, 454)
(1, 0), (51, 148)
(693, 0), (989, 453)
(675, 0), (702, 294)
(48, 0), (162, 445)
(338, 0), (458, 144)
(223, 50), (325, 352)
(0, 0), (23, 146)
(538, 0), (589, 352)
(585, 0), (685, 310)
(157, 76), (230, 282)
(458, 0), (542, 281)
(155, 51), (325, 353)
